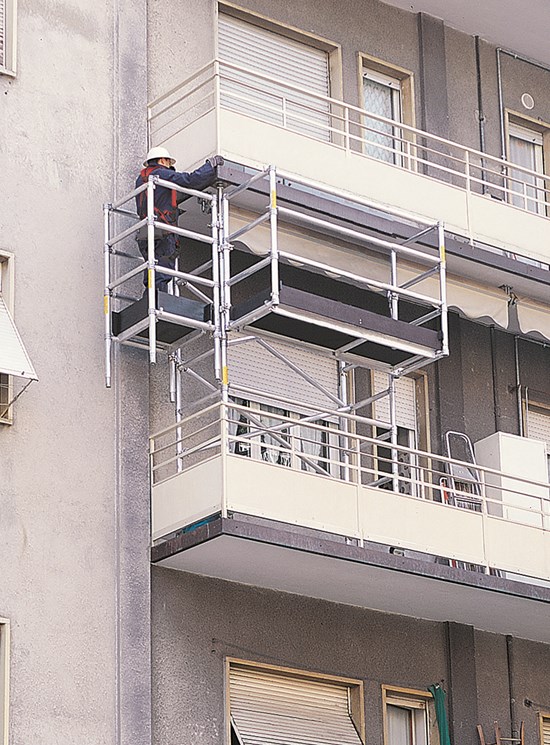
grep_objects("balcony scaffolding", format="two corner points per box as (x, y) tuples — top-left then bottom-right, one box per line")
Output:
(104, 163), (448, 488)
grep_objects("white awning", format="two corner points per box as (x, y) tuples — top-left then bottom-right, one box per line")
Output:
(0, 296), (37, 379)
(517, 300), (550, 342)
(230, 665), (363, 745)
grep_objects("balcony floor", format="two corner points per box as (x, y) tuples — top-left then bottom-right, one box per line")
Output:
(152, 516), (550, 645)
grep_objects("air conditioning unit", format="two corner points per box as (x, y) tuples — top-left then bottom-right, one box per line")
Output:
(474, 431), (548, 527)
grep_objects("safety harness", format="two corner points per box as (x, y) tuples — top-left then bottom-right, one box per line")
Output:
(137, 164), (178, 224)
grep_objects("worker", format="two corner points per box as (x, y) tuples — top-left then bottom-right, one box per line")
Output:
(135, 147), (224, 292)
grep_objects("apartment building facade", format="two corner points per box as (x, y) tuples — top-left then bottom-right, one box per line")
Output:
(2, 1), (550, 745)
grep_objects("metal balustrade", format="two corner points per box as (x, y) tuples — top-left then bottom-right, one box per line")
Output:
(148, 59), (550, 219)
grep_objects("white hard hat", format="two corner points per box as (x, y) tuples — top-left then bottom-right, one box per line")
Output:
(143, 146), (176, 166)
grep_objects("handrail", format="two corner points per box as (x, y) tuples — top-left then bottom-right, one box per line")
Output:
(148, 58), (550, 209)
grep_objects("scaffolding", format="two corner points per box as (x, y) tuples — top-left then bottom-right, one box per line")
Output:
(104, 164), (449, 490)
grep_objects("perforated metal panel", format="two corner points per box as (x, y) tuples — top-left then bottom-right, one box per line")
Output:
(372, 370), (416, 432)
(527, 407), (550, 449)
(228, 338), (339, 411)
(219, 14), (330, 140)
(230, 665), (363, 745)
(0, 296), (37, 379)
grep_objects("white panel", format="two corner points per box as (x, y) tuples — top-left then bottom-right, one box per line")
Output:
(372, 370), (416, 431)
(225, 455), (360, 537)
(228, 337), (339, 411)
(219, 107), (550, 263)
(230, 665), (363, 745)
(219, 14), (330, 140)
(151, 456), (222, 540)
(358, 484), (486, 564)
(484, 518), (550, 580)
(0, 296), (37, 379)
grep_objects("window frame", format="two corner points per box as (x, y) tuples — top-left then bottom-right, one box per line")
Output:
(539, 712), (550, 745)
(0, 0), (17, 77)
(382, 685), (438, 745)
(505, 110), (550, 216)
(358, 53), (415, 168)
(226, 658), (365, 745)
(0, 252), (15, 425)
(0, 619), (10, 745)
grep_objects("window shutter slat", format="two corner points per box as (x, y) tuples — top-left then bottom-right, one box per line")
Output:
(372, 370), (417, 432)
(230, 666), (363, 745)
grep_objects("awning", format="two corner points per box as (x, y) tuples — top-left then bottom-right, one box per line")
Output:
(230, 664), (363, 745)
(517, 300), (550, 342)
(0, 296), (38, 379)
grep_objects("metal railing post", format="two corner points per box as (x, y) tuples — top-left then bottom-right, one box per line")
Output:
(146, 176), (157, 363)
(103, 203), (112, 388)
(269, 165), (280, 306)
(389, 373), (399, 493)
(438, 221), (449, 357)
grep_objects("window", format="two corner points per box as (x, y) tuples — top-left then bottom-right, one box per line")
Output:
(0, 620), (9, 745)
(359, 54), (415, 166)
(525, 402), (550, 481)
(539, 713), (550, 745)
(218, 10), (338, 142)
(371, 370), (429, 496)
(0, 251), (37, 424)
(383, 687), (438, 745)
(0, 0), (17, 76)
(508, 121), (547, 215)
(228, 660), (364, 745)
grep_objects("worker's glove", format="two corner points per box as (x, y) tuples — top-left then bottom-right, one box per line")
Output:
(207, 155), (225, 169)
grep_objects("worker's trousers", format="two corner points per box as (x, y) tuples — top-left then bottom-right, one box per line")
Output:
(137, 233), (178, 293)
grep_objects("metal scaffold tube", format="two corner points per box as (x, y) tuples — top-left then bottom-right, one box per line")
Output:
(211, 191), (222, 382)
(103, 203), (112, 388)
(146, 176), (157, 364)
(269, 166), (280, 306)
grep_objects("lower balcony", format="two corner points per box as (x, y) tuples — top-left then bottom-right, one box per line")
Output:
(150, 401), (550, 644)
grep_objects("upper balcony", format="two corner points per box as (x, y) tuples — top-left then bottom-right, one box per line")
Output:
(148, 59), (550, 267)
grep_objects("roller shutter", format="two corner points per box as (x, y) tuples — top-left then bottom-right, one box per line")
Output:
(0, 296), (37, 379)
(218, 14), (330, 141)
(230, 665), (363, 745)
(372, 370), (416, 432)
(527, 406), (550, 449)
(228, 337), (339, 411)
(541, 717), (550, 745)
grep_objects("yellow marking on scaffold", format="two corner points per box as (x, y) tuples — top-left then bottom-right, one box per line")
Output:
(148, 268), (154, 289)
(222, 366), (229, 385)
(270, 190), (277, 209)
(439, 244), (446, 263)
(103, 295), (109, 315)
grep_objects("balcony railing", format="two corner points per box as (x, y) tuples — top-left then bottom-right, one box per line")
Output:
(150, 394), (550, 582)
(148, 59), (550, 220)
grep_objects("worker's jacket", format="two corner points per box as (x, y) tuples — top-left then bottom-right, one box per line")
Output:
(135, 160), (216, 225)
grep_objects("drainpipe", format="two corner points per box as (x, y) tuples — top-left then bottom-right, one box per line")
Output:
(506, 635), (518, 740)
(474, 37), (486, 156)
(514, 336), (523, 436)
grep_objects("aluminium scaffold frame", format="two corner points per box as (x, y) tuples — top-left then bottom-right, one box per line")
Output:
(104, 164), (449, 490)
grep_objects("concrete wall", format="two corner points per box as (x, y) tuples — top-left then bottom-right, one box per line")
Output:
(152, 568), (550, 745)
(0, 0), (151, 743)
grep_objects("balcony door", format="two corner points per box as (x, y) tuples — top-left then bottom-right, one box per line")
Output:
(508, 123), (546, 215)
(218, 13), (331, 141)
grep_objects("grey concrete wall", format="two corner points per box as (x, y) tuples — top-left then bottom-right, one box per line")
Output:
(0, 0), (151, 743)
(152, 569), (550, 745)
(152, 567), (448, 745)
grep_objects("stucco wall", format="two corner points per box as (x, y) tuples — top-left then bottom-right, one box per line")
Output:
(0, 0), (151, 743)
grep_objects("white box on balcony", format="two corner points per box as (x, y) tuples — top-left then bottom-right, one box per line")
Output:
(474, 431), (549, 527)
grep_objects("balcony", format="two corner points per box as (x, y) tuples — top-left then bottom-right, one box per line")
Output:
(150, 397), (550, 644)
(148, 60), (550, 266)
